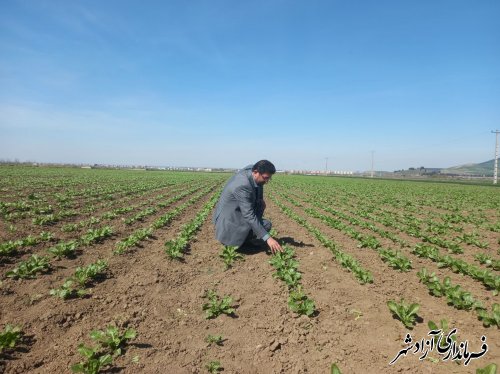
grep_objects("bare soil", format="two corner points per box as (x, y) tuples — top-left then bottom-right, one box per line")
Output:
(1, 194), (499, 373)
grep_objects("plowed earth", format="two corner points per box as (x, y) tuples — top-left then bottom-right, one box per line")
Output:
(1, 175), (499, 374)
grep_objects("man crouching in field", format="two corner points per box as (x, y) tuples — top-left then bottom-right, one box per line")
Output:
(213, 160), (283, 254)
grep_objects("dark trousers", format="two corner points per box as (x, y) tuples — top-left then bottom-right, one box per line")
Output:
(245, 219), (272, 242)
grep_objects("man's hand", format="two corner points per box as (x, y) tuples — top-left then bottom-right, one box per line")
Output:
(266, 237), (283, 254)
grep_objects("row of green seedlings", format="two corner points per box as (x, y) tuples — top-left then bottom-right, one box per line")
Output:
(289, 185), (486, 253)
(4, 227), (113, 279)
(0, 177), (169, 222)
(3, 178), (189, 230)
(60, 189), (165, 232)
(304, 194), (499, 291)
(356, 200), (483, 253)
(115, 185), (218, 254)
(291, 192), (499, 292)
(71, 325), (136, 374)
(270, 194), (373, 284)
(0, 231), (55, 256)
(202, 289), (238, 373)
(59, 183), (204, 234)
(4, 184), (215, 263)
(301, 204), (413, 272)
(305, 195), (496, 281)
(165, 192), (220, 260)
(269, 240), (316, 317)
(413, 244), (500, 295)
(69, 181), (187, 223)
(475, 253), (500, 271)
(122, 183), (206, 226)
(0, 202), (77, 225)
(288, 191), (500, 328)
(418, 268), (499, 328)
(277, 189), (409, 249)
(50, 259), (108, 299)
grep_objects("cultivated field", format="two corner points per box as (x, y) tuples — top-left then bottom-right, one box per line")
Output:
(0, 166), (499, 373)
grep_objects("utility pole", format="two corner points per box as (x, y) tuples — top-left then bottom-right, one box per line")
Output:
(370, 151), (375, 178)
(493, 130), (499, 185)
(325, 157), (328, 175)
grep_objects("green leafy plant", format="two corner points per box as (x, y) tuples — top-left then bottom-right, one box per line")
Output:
(477, 304), (500, 328)
(205, 334), (224, 346)
(165, 237), (187, 260)
(0, 324), (22, 353)
(331, 363), (342, 374)
(62, 223), (79, 232)
(476, 363), (498, 374)
(90, 325), (136, 356)
(379, 248), (412, 272)
(387, 299), (420, 329)
(6, 254), (51, 279)
(428, 319), (456, 347)
(80, 226), (113, 246)
(202, 290), (236, 319)
(219, 245), (244, 269)
(288, 287), (316, 317)
(73, 260), (108, 287)
(71, 344), (113, 374)
(50, 279), (86, 299)
(205, 360), (222, 373)
(48, 240), (79, 259)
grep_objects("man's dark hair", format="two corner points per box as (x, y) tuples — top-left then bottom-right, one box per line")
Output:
(252, 160), (276, 174)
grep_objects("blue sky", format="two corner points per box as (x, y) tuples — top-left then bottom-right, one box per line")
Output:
(1, 0), (499, 171)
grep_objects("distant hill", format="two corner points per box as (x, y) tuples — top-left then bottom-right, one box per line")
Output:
(442, 159), (496, 176)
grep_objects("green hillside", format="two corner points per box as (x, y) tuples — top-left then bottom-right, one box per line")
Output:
(442, 159), (496, 176)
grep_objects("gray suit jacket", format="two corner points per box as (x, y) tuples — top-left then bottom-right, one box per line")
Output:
(213, 165), (268, 246)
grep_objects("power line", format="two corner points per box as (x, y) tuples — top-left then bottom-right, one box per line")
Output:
(493, 130), (499, 185)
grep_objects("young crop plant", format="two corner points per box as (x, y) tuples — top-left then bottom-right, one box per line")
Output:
(459, 231), (489, 249)
(51, 259), (109, 299)
(90, 325), (136, 356)
(32, 213), (60, 226)
(418, 268), (484, 311)
(50, 279), (87, 299)
(205, 334), (224, 346)
(71, 344), (113, 374)
(73, 260), (108, 287)
(39, 231), (55, 242)
(0, 240), (21, 256)
(205, 360), (223, 373)
(428, 319), (456, 348)
(357, 235), (381, 249)
(6, 254), (51, 279)
(288, 286), (316, 317)
(0, 324), (22, 353)
(80, 226), (113, 246)
(387, 299), (420, 329)
(202, 290), (236, 319)
(114, 227), (154, 254)
(475, 253), (500, 271)
(219, 245), (244, 269)
(477, 304), (500, 328)
(164, 237), (186, 260)
(476, 363), (498, 374)
(378, 248), (412, 272)
(331, 363), (342, 374)
(48, 240), (79, 259)
(62, 223), (80, 232)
